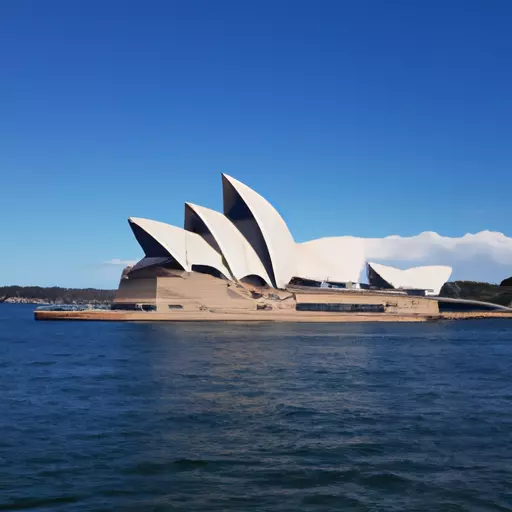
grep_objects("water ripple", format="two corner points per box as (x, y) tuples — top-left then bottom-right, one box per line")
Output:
(1, 305), (512, 511)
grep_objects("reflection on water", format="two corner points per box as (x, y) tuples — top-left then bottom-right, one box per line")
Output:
(1, 304), (512, 511)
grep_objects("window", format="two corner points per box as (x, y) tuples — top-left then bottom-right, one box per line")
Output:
(112, 303), (157, 311)
(296, 303), (385, 313)
(168, 304), (184, 310)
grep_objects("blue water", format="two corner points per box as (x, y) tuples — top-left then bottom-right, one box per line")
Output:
(1, 304), (512, 511)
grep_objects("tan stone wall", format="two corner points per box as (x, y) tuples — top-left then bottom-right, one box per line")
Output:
(113, 272), (256, 312)
(113, 270), (439, 316)
(156, 273), (255, 312)
(295, 291), (439, 315)
(156, 275), (236, 311)
(114, 277), (157, 304)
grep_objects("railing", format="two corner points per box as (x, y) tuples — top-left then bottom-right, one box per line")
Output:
(35, 304), (111, 312)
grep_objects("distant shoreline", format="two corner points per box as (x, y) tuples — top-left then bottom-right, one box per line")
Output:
(0, 285), (115, 305)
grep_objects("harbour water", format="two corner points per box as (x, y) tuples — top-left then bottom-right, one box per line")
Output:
(1, 304), (512, 511)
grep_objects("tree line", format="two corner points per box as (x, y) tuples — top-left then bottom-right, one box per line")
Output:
(440, 281), (512, 307)
(0, 286), (116, 304)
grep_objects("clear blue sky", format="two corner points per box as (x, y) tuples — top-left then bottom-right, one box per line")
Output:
(1, 0), (511, 287)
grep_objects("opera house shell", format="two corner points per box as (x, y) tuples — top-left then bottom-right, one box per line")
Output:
(123, 174), (453, 294)
(367, 262), (452, 296)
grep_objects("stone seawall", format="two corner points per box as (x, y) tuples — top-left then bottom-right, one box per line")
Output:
(34, 309), (512, 322)
(440, 311), (512, 320)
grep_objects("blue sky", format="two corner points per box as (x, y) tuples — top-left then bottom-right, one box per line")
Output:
(1, 0), (511, 288)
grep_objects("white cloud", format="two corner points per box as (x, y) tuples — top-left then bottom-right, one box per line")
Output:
(103, 258), (138, 266)
(300, 231), (512, 283)
(362, 230), (512, 283)
(364, 230), (512, 265)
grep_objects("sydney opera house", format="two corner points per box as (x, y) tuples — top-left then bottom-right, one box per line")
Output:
(106, 174), (479, 319)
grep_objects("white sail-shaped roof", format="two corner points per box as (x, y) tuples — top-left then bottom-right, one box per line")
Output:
(222, 174), (296, 289)
(128, 217), (231, 279)
(296, 237), (365, 283)
(185, 203), (273, 286)
(367, 261), (452, 295)
(125, 174), (457, 294)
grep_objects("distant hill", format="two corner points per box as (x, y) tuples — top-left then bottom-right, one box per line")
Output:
(0, 286), (115, 304)
(441, 281), (512, 307)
